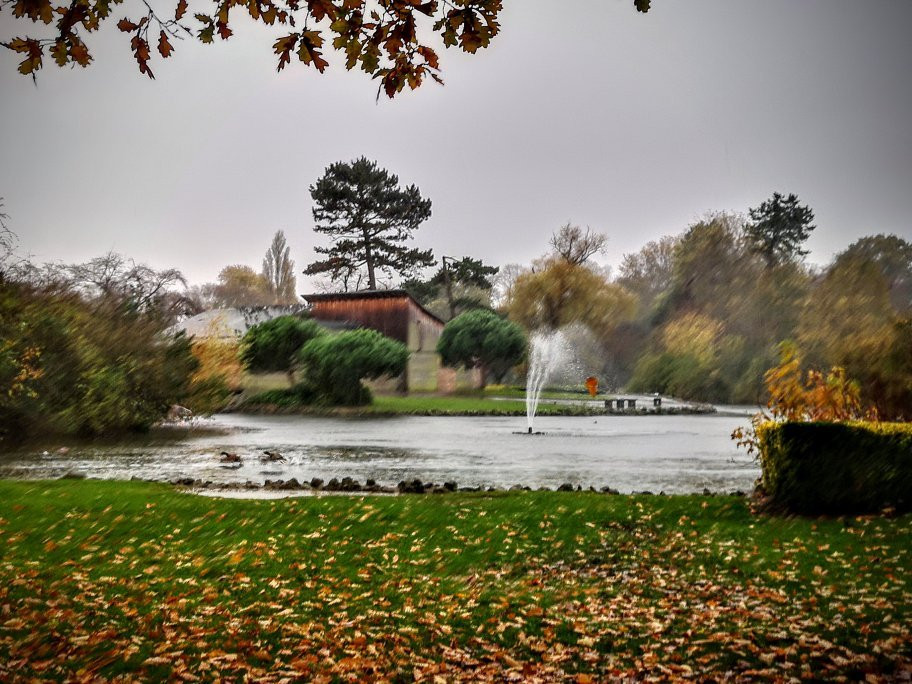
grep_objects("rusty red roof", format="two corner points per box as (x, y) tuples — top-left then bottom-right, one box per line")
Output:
(300, 289), (445, 326)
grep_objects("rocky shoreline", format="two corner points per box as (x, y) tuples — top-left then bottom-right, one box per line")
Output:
(162, 474), (747, 498)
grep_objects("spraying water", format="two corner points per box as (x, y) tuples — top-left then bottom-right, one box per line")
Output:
(525, 329), (571, 432)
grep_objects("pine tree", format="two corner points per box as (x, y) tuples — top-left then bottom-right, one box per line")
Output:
(746, 192), (816, 268)
(305, 158), (434, 291)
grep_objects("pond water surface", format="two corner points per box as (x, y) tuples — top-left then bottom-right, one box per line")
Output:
(0, 413), (759, 494)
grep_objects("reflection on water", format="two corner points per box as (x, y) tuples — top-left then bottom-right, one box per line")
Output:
(0, 413), (759, 494)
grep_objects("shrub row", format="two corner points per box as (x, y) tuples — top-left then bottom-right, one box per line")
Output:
(757, 421), (912, 514)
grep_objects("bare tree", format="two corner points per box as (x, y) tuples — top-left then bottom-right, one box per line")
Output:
(491, 263), (525, 309)
(65, 251), (187, 316)
(549, 223), (608, 265)
(617, 235), (678, 307)
(0, 197), (16, 277)
(261, 230), (298, 305)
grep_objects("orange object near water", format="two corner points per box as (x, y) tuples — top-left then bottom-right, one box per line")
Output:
(585, 376), (598, 397)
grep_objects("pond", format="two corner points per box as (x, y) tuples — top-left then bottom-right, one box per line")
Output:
(0, 413), (760, 494)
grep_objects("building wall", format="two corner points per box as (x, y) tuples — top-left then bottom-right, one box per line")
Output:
(177, 297), (476, 395)
(308, 293), (452, 392)
(364, 374), (405, 395)
(407, 350), (441, 392)
(309, 296), (412, 346)
(437, 366), (483, 393)
(406, 305), (445, 353)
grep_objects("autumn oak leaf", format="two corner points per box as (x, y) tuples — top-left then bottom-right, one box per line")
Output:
(158, 30), (173, 58)
(198, 25), (215, 44)
(130, 34), (154, 78)
(417, 45), (438, 70)
(12, 0), (54, 24)
(307, 0), (337, 22)
(360, 42), (379, 73)
(69, 37), (91, 66)
(273, 33), (298, 71)
(297, 30), (328, 72)
(6, 37), (43, 75)
(51, 38), (68, 66)
(216, 21), (233, 40)
(5, 37), (33, 53)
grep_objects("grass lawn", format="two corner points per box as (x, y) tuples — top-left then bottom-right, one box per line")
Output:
(482, 386), (609, 401)
(367, 395), (597, 416)
(242, 393), (603, 416)
(1, 480), (909, 681)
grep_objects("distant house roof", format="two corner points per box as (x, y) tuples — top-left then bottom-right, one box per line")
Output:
(171, 306), (309, 339)
(301, 289), (445, 326)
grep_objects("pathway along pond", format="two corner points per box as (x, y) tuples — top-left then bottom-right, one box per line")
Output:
(0, 413), (760, 494)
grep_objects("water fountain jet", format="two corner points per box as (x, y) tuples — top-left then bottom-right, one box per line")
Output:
(523, 329), (571, 434)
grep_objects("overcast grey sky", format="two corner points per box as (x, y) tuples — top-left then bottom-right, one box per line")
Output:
(2, 0), (911, 287)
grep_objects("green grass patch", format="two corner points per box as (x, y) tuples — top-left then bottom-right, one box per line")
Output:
(367, 394), (597, 415)
(240, 392), (603, 416)
(483, 385), (610, 401)
(0, 480), (909, 680)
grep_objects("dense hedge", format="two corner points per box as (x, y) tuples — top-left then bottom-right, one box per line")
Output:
(758, 421), (912, 514)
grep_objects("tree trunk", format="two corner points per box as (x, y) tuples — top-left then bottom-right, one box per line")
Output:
(442, 257), (456, 320)
(363, 228), (376, 290)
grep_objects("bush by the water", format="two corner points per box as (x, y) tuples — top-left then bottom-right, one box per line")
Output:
(297, 329), (409, 405)
(240, 315), (325, 383)
(757, 421), (912, 514)
(437, 309), (526, 388)
(245, 383), (320, 408)
(1, 279), (197, 442)
(734, 344), (912, 514)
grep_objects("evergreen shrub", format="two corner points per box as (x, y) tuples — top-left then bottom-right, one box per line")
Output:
(757, 421), (912, 514)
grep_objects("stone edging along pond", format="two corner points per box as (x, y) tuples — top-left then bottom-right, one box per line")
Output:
(160, 474), (748, 498)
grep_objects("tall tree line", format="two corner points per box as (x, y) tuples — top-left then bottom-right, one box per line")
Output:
(498, 194), (912, 419)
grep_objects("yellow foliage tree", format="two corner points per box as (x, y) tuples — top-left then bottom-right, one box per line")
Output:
(797, 256), (894, 367)
(660, 313), (725, 367)
(506, 258), (636, 340)
(762, 343), (870, 422)
(1, 341), (43, 399)
(733, 343), (877, 456)
(186, 316), (243, 414)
